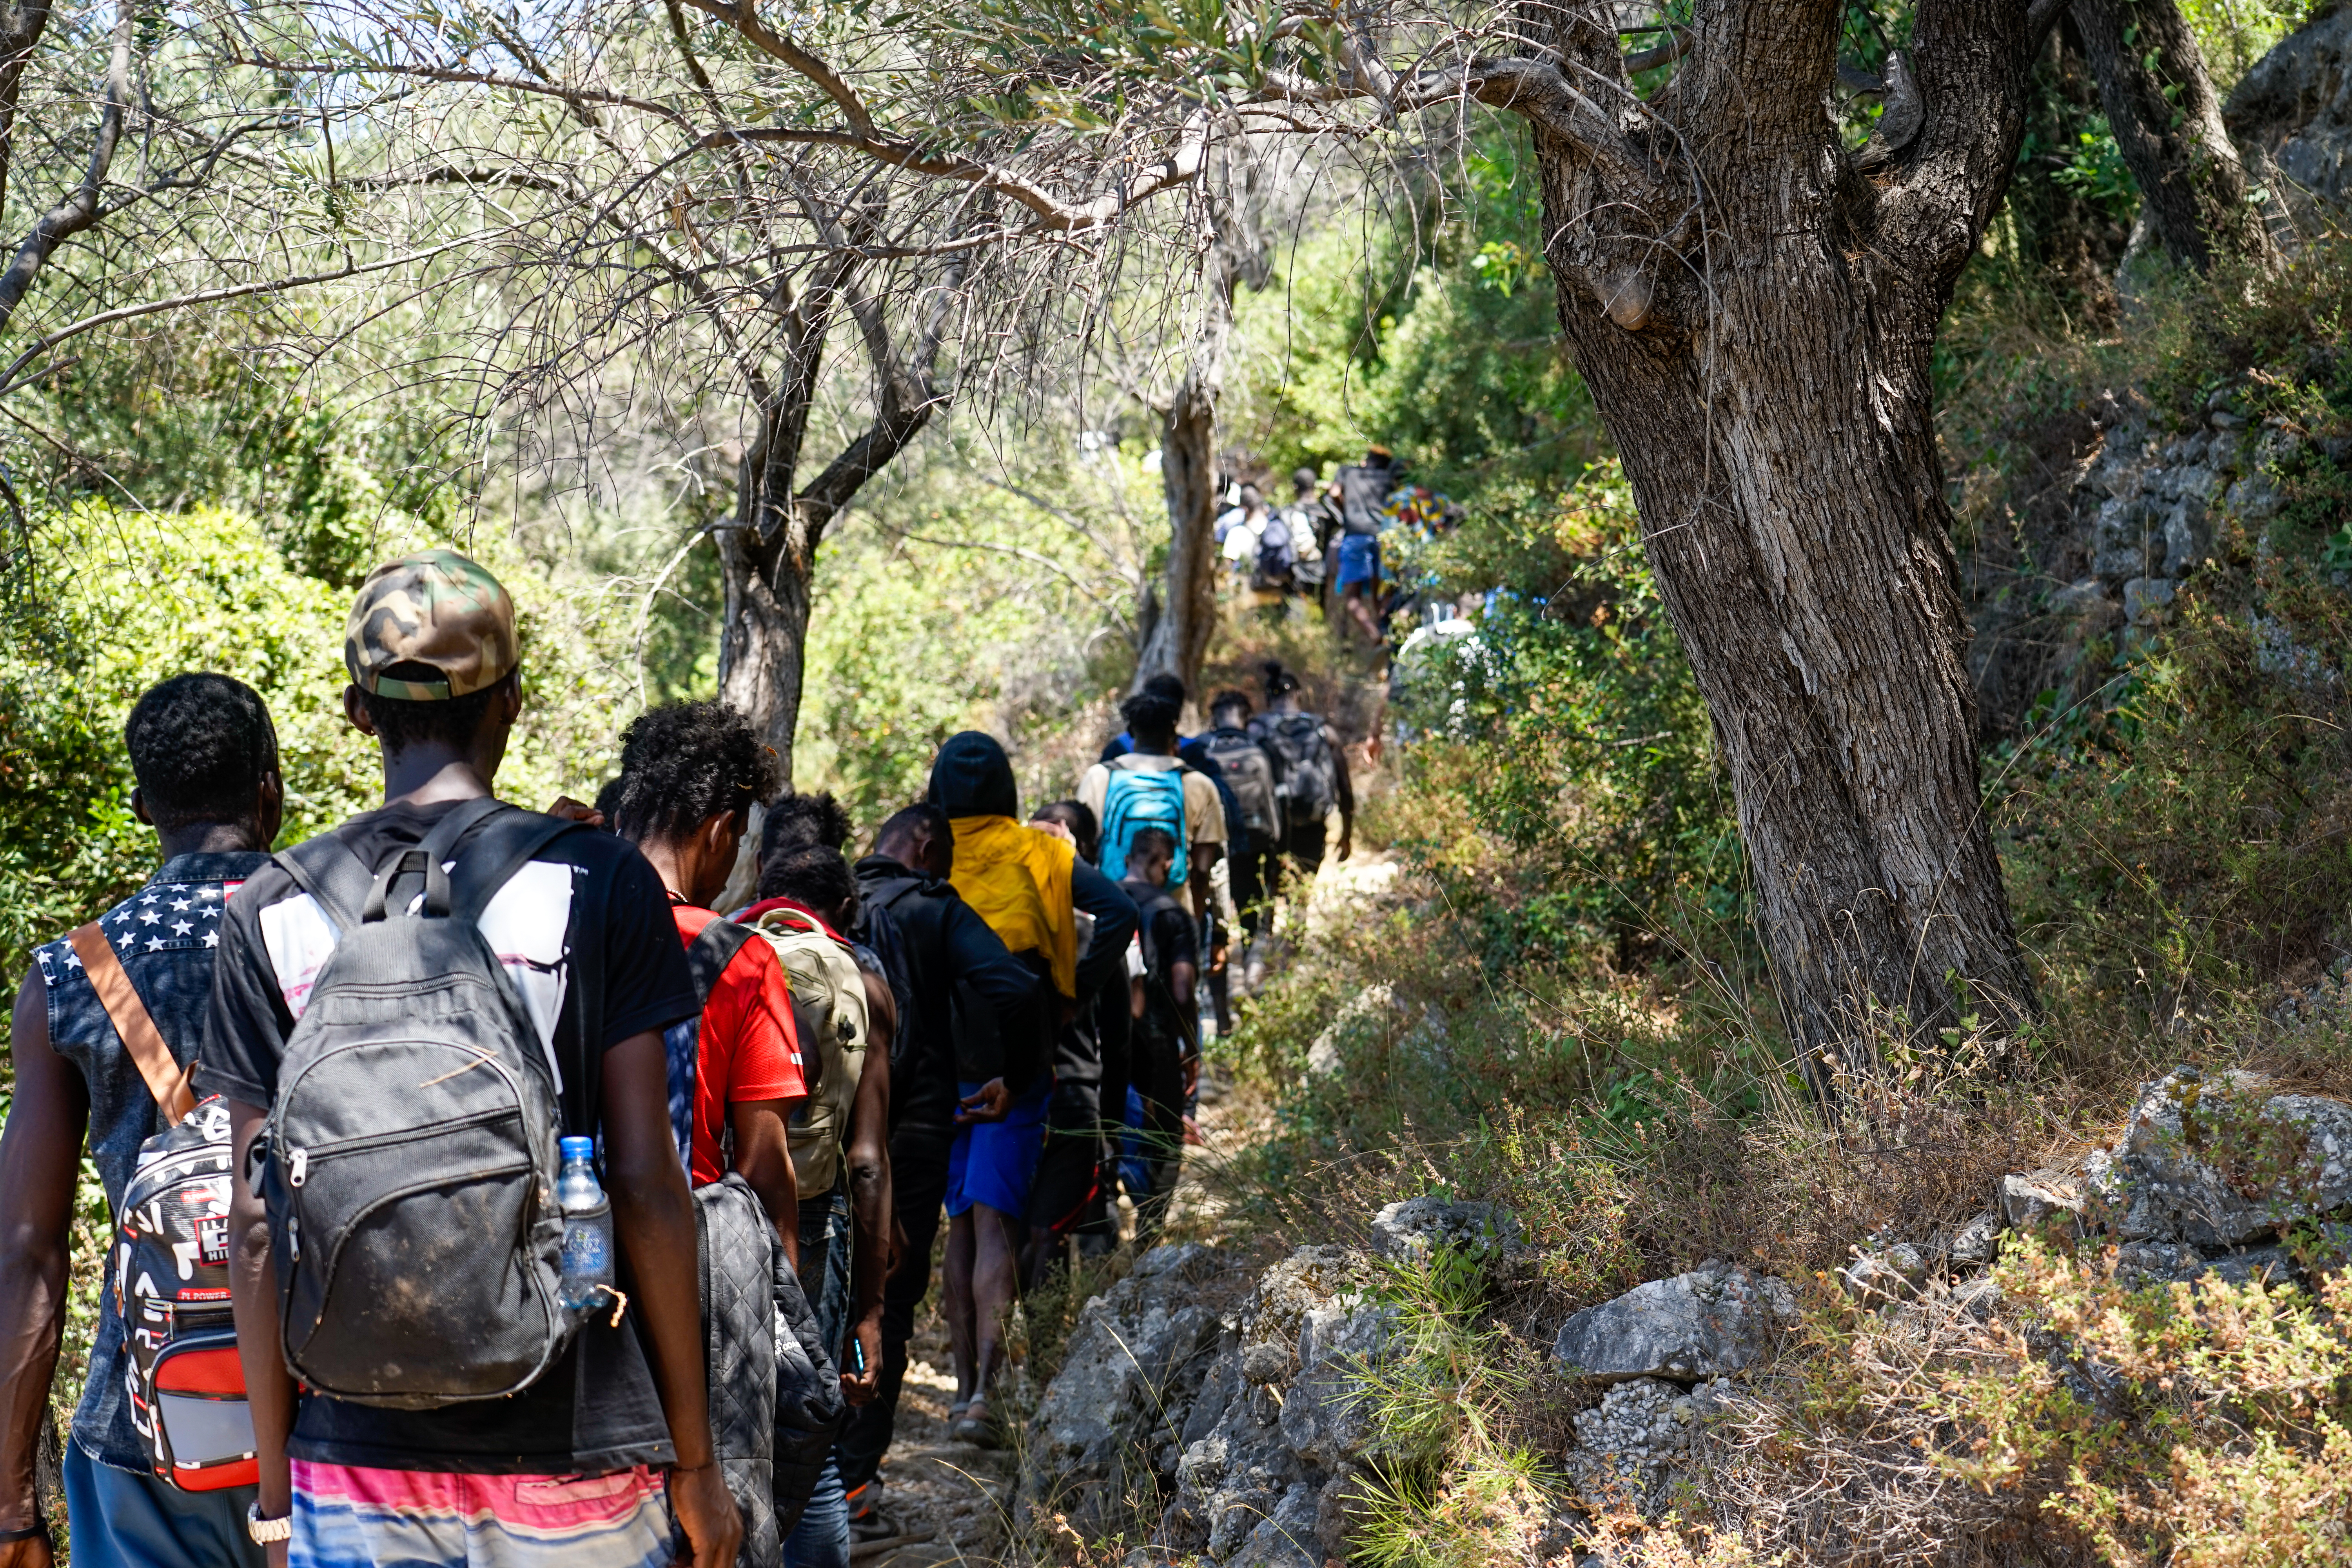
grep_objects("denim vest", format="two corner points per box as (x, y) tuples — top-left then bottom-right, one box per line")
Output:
(32, 851), (270, 1472)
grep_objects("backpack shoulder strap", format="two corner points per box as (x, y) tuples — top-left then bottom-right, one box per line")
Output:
(445, 806), (584, 924)
(685, 917), (756, 1009)
(277, 832), (377, 933)
(67, 922), (195, 1125)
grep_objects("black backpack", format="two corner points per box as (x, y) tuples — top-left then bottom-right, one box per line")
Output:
(1201, 726), (1280, 840)
(1256, 713), (1338, 823)
(253, 798), (583, 1409)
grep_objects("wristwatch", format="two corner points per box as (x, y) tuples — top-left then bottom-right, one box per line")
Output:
(245, 1503), (292, 1545)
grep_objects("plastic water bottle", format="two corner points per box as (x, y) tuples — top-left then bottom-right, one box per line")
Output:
(555, 1136), (613, 1313)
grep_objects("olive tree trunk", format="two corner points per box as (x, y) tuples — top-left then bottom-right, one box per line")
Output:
(1479, 0), (2058, 1087)
(2073, 0), (2274, 270)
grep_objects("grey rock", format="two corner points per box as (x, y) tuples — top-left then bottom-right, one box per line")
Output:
(1161, 1244), (1379, 1559)
(2205, 1245), (2303, 1289)
(1950, 1211), (2001, 1267)
(1303, 984), (1394, 1077)
(1949, 1274), (2002, 1321)
(1018, 1243), (1233, 1533)
(1280, 1300), (1393, 1471)
(1568, 1375), (1733, 1514)
(2114, 1240), (2206, 1287)
(2123, 575), (2178, 624)
(2051, 575), (2109, 612)
(1842, 1242), (1929, 1304)
(1368, 1195), (1523, 1263)
(2228, 1), (2352, 235)
(1553, 1263), (1797, 1383)
(1225, 1482), (1321, 1568)
(2000, 1169), (2086, 1235)
(1239, 1341), (1292, 1386)
(2089, 1067), (2352, 1247)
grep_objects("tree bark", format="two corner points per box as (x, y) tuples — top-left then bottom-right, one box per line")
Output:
(1132, 146), (1266, 697)
(717, 263), (954, 779)
(0, 0), (127, 333)
(1512, 0), (2044, 1088)
(2074, 0), (2273, 271)
(1133, 361), (1221, 695)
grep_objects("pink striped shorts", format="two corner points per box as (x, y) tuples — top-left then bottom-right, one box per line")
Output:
(288, 1460), (672, 1568)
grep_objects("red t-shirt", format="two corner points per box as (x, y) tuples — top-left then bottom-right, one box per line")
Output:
(673, 905), (807, 1186)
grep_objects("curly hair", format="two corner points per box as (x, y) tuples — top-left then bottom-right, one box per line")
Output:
(757, 843), (858, 917)
(761, 790), (855, 861)
(124, 673), (278, 831)
(1120, 691), (1182, 744)
(610, 700), (782, 846)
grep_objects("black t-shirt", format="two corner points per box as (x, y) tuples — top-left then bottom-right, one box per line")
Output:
(201, 798), (699, 1475)
(1121, 877), (1198, 1053)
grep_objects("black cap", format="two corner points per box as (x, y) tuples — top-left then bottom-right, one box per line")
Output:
(929, 731), (1019, 819)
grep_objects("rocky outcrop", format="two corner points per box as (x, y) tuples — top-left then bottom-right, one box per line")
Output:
(2087, 1067), (2352, 1247)
(1368, 1195), (1522, 1262)
(1551, 1263), (1797, 1383)
(2228, 0), (2352, 234)
(1568, 1376), (1736, 1513)
(1021, 1243), (1235, 1534)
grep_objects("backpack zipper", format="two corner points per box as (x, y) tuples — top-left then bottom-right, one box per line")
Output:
(282, 1104), (528, 1192)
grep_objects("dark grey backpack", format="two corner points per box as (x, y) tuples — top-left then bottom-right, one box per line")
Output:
(1258, 712), (1338, 823)
(253, 798), (583, 1409)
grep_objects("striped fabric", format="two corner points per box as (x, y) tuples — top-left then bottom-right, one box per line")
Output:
(288, 1461), (672, 1568)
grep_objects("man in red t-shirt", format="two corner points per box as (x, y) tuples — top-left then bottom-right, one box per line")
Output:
(603, 701), (807, 1245)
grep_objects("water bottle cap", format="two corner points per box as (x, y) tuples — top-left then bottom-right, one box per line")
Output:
(559, 1136), (594, 1159)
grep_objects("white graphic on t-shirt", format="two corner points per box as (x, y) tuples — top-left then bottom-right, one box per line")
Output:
(259, 859), (579, 1091)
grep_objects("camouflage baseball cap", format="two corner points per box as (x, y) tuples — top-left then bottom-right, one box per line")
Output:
(344, 550), (519, 701)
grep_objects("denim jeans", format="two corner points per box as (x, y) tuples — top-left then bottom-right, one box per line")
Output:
(780, 1451), (850, 1568)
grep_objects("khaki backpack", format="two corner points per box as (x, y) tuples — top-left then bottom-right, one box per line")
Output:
(751, 906), (868, 1193)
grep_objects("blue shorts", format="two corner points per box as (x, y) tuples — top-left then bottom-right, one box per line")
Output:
(1334, 533), (1381, 588)
(945, 1078), (1051, 1219)
(66, 1441), (263, 1568)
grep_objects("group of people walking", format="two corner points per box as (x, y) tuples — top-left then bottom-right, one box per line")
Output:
(1213, 445), (1458, 652)
(0, 546), (1357, 1568)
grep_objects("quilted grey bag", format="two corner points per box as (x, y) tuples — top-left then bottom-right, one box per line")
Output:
(696, 1175), (783, 1566)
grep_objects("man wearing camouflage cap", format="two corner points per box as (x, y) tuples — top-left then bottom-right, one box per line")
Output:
(205, 551), (742, 1568)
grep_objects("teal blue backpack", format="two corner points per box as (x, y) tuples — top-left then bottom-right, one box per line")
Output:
(1100, 763), (1191, 884)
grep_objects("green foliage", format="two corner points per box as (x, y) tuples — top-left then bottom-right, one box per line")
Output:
(0, 503), (638, 988)
(1383, 468), (1746, 977)
(1232, 124), (1597, 501)
(795, 444), (1142, 825)
(1938, 1233), (2352, 1564)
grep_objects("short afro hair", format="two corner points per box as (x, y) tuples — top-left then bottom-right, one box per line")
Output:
(360, 663), (517, 755)
(610, 700), (782, 846)
(1120, 691), (1182, 744)
(125, 673), (277, 832)
(1128, 826), (1177, 866)
(761, 791), (854, 862)
(1208, 688), (1252, 721)
(1031, 799), (1098, 866)
(757, 842), (859, 918)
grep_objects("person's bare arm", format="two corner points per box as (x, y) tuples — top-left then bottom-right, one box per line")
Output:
(1170, 959), (1198, 1015)
(604, 1031), (741, 1568)
(1330, 730), (1355, 861)
(842, 973), (895, 1405)
(728, 1098), (801, 1270)
(0, 971), (83, 1567)
(225, 1098), (301, 1567)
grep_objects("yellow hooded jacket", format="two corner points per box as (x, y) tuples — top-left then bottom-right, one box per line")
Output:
(947, 815), (1077, 1000)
